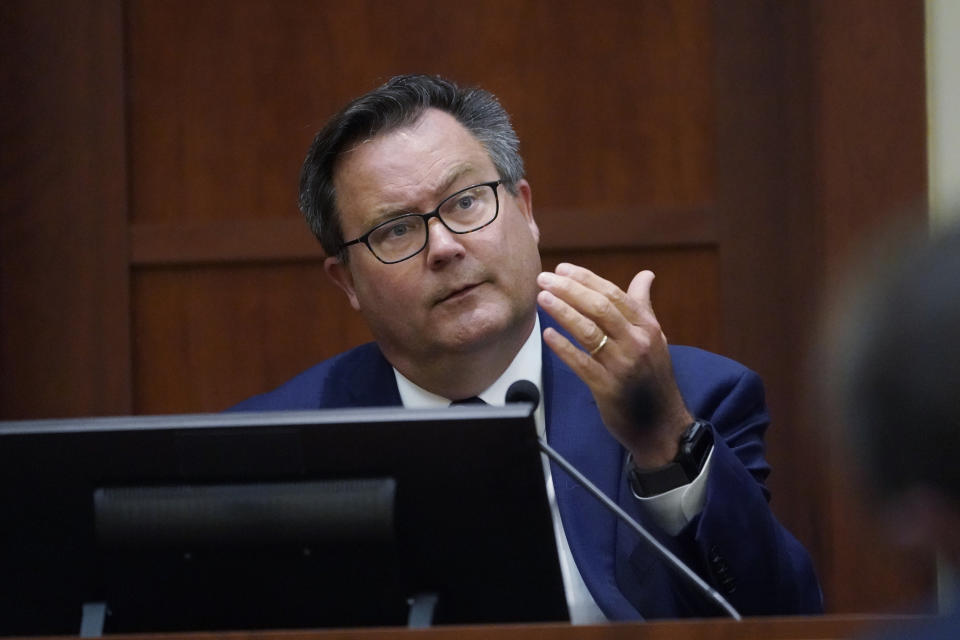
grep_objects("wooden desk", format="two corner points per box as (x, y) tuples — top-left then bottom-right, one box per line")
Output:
(25, 615), (923, 640)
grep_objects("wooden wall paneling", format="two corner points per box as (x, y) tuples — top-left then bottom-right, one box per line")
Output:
(712, 0), (820, 583)
(0, 0), (131, 418)
(132, 262), (372, 414)
(129, 218), (325, 266)
(713, 0), (930, 614)
(810, 0), (931, 614)
(125, 0), (714, 226)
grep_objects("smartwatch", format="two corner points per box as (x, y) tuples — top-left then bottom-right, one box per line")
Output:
(628, 419), (715, 497)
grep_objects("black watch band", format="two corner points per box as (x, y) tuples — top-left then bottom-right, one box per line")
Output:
(628, 419), (715, 498)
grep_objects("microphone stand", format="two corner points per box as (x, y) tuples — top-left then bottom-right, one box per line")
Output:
(537, 437), (742, 620)
(504, 380), (741, 620)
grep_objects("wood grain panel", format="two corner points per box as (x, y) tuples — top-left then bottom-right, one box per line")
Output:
(133, 247), (717, 414)
(713, 0), (930, 614)
(132, 262), (371, 414)
(129, 218), (326, 266)
(125, 0), (715, 228)
(77, 615), (929, 640)
(810, 0), (932, 615)
(713, 0), (817, 564)
(0, 0), (131, 418)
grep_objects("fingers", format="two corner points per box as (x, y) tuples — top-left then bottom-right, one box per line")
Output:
(539, 263), (688, 454)
(626, 270), (655, 311)
(539, 263), (688, 453)
(537, 269), (625, 345)
(626, 269), (663, 339)
(537, 264), (659, 347)
(554, 263), (646, 325)
(537, 285), (610, 353)
(541, 326), (608, 384)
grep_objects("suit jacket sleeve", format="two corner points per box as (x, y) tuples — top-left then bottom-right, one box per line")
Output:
(613, 346), (823, 617)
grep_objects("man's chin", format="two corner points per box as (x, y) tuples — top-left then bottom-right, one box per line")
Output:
(439, 323), (507, 353)
(435, 303), (537, 353)
(432, 307), (515, 351)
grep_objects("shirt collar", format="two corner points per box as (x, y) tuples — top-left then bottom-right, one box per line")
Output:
(394, 314), (543, 409)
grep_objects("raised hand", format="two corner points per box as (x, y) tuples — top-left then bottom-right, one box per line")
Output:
(537, 263), (693, 467)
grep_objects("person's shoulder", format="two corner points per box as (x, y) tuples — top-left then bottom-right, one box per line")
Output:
(669, 344), (755, 381)
(228, 342), (385, 411)
(668, 345), (766, 416)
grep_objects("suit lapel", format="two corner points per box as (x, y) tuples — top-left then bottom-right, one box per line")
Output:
(539, 311), (642, 620)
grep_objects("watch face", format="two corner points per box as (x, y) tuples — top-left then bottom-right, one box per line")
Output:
(628, 421), (715, 498)
(680, 420), (714, 475)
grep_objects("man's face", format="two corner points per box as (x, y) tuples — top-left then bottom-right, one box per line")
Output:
(324, 109), (542, 370)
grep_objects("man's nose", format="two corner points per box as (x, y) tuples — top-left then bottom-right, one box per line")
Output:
(425, 217), (466, 267)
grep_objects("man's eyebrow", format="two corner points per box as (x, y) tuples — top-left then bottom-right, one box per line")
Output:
(366, 165), (476, 226)
(433, 165), (474, 198)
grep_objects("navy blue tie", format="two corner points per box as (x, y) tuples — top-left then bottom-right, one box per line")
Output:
(450, 396), (486, 405)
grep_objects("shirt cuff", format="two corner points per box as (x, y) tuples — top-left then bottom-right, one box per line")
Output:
(630, 446), (714, 536)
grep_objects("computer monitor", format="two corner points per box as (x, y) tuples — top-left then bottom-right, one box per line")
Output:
(0, 406), (568, 635)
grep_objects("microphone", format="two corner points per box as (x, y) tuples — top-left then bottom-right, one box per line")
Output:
(505, 379), (540, 409)
(504, 379), (741, 620)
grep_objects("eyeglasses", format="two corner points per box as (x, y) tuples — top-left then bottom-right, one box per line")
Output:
(340, 180), (502, 264)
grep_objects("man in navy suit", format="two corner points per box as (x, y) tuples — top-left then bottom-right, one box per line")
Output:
(234, 74), (821, 621)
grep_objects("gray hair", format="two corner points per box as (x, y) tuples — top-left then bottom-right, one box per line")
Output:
(299, 74), (525, 260)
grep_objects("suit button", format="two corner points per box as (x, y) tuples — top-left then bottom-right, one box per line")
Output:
(722, 576), (737, 594)
(709, 545), (722, 563)
(708, 545), (735, 593)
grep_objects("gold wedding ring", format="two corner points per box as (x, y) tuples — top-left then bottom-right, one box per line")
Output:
(589, 334), (609, 357)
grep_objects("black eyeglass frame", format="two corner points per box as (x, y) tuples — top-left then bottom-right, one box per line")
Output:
(339, 180), (503, 264)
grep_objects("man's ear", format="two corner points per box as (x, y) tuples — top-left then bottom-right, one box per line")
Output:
(513, 179), (539, 244)
(324, 256), (361, 311)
